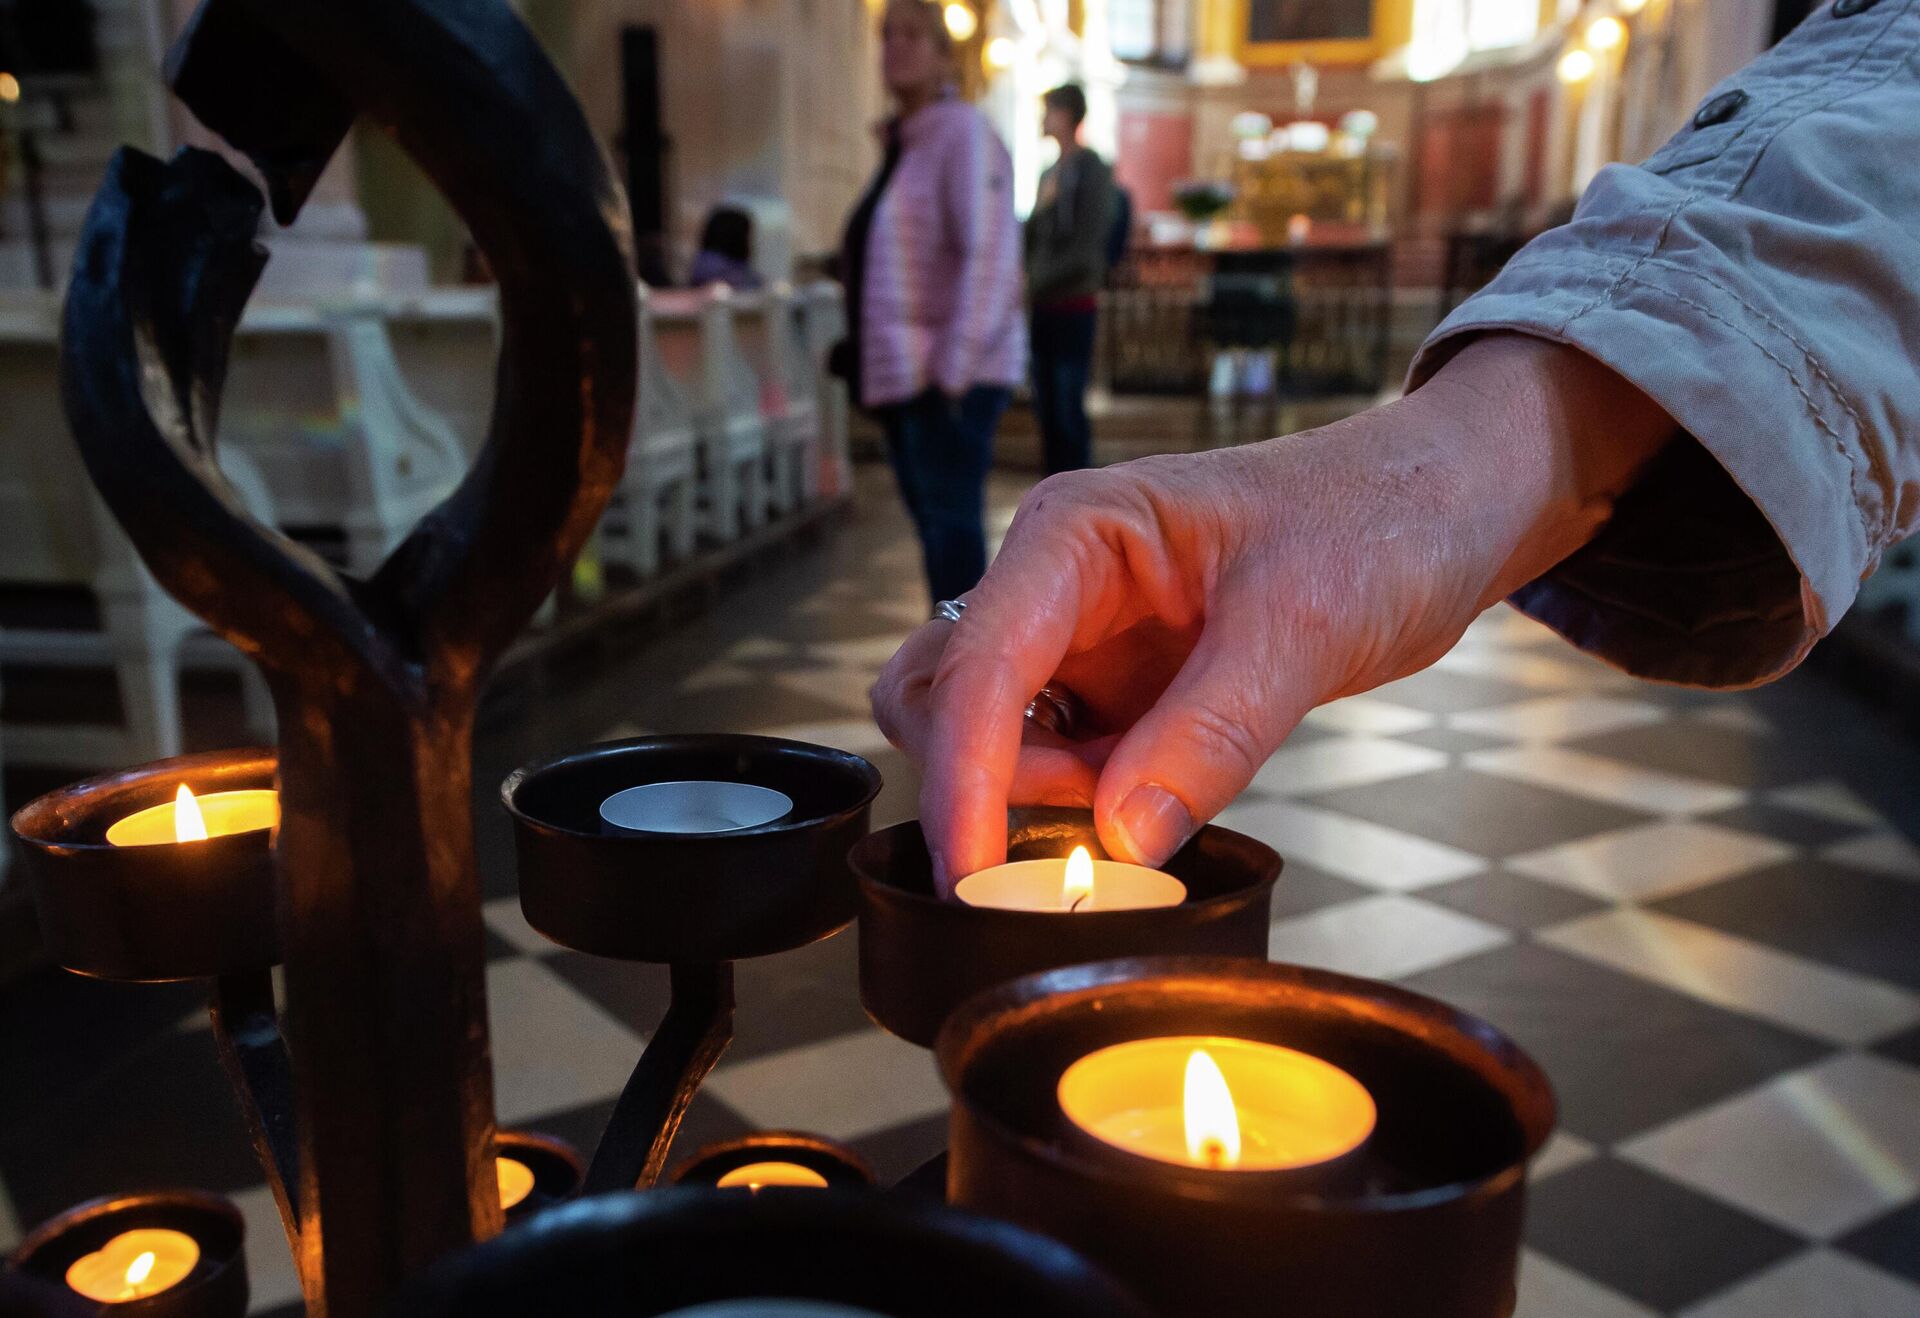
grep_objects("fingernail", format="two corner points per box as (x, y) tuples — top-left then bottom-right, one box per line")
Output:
(931, 849), (955, 899)
(1114, 784), (1194, 866)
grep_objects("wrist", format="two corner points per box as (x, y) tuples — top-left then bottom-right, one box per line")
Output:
(1415, 333), (1674, 603)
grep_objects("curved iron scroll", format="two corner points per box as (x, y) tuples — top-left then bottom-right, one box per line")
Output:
(59, 1), (637, 1314)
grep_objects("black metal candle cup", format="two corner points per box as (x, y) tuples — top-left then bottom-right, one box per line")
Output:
(670, 1132), (876, 1190)
(495, 1131), (585, 1223)
(938, 957), (1556, 1318)
(10, 751), (278, 982)
(8, 1190), (247, 1318)
(395, 1187), (1154, 1318)
(852, 808), (1279, 1047)
(503, 735), (881, 963)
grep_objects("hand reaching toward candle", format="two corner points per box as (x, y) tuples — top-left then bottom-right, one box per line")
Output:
(872, 334), (1675, 890)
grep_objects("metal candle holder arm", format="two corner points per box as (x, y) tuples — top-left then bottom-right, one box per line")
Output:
(54, 0), (636, 1310)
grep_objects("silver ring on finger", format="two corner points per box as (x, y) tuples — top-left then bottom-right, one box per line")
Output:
(933, 598), (967, 624)
(1025, 683), (1088, 740)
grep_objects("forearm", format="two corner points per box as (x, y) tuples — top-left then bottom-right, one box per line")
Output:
(1410, 332), (1675, 607)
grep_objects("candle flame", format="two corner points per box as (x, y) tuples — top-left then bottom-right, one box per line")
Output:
(496, 1156), (536, 1210)
(125, 1252), (156, 1288)
(1061, 846), (1095, 911)
(1184, 1048), (1242, 1170)
(173, 784), (208, 843)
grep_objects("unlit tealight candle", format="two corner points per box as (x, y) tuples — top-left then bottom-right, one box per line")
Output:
(600, 781), (793, 835)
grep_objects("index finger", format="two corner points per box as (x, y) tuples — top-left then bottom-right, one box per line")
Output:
(918, 534), (1090, 889)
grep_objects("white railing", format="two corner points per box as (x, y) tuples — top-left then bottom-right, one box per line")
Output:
(0, 281), (849, 769)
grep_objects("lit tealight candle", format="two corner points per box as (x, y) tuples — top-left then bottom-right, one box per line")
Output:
(65, 1228), (200, 1303)
(497, 1156), (536, 1210)
(1057, 1036), (1376, 1171)
(713, 1161), (831, 1191)
(954, 845), (1185, 912)
(106, 784), (279, 848)
(600, 781), (793, 835)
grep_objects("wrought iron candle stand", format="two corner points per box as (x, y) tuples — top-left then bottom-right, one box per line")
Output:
(9, 0), (1562, 1310)
(852, 808), (1280, 1048)
(14, 0), (640, 1307)
(10, 752), (278, 1318)
(501, 733), (882, 1192)
(937, 957), (1557, 1318)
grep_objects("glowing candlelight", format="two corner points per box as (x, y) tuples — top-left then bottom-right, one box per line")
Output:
(1059, 846), (1095, 911)
(497, 1156), (536, 1210)
(105, 784), (279, 847)
(714, 1161), (831, 1190)
(173, 785), (208, 841)
(64, 1228), (199, 1303)
(1184, 1049), (1241, 1170)
(1057, 1036), (1375, 1171)
(954, 845), (1186, 912)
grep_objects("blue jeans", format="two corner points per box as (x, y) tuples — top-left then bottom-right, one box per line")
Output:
(881, 385), (1010, 603)
(1030, 307), (1097, 475)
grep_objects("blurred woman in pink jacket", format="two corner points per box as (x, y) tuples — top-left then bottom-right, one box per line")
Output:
(837, 0), (1026, 604)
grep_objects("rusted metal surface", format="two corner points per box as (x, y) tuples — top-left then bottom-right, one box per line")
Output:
(581, 961), (736, 1195)
(55, 0), (637, 1310)
(207, 970), (301, 1250)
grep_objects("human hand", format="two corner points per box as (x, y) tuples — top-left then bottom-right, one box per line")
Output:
(872, 334), (1673, 892)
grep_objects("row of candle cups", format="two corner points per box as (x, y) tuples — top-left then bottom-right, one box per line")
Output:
(3, 1128), (878, 1315)
(11, 735), (1554, 1317)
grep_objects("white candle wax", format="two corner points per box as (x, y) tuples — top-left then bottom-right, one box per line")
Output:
(600, 781), (793, 835)
(954, 845), (1186, 912)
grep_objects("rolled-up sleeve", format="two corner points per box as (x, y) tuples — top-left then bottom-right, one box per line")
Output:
(1409, 0), (1920, 688)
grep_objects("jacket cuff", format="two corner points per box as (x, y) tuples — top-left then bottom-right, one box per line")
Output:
(1409, 244), (1870, 689)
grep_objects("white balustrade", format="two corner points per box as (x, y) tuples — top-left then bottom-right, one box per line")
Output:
(0, 292), (274, 769)
(796, 281), (851, 500)
(598, 285), (700, 579)
(221, 302), (470, 574)
(0, 277), (850, 769)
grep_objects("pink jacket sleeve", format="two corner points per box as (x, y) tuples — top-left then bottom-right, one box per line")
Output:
(934, 111), (1022, 397)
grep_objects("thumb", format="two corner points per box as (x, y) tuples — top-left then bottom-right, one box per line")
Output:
(1092, 624), (1310, 866)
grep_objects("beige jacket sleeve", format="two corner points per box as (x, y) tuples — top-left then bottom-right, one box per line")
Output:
(1409, 0), (1920, 688)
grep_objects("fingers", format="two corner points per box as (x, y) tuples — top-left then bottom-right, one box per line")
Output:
(871, 618), (956, 761)
(872, 603), (1104, 876)
(917, 533), (1092, 891)
(1092, 620), (1314, 867)
(1006, 734), (1112, 809)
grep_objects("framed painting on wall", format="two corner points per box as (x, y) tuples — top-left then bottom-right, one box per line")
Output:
(1237, 0), (1403, 65)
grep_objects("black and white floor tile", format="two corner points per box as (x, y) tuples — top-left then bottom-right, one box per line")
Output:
(4, 468), (1918, 1315)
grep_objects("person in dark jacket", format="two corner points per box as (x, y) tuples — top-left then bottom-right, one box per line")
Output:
(1025, 83), (1117, 476)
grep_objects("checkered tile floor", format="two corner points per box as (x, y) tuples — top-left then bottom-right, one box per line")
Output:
(4, 467), (1919, 1316)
